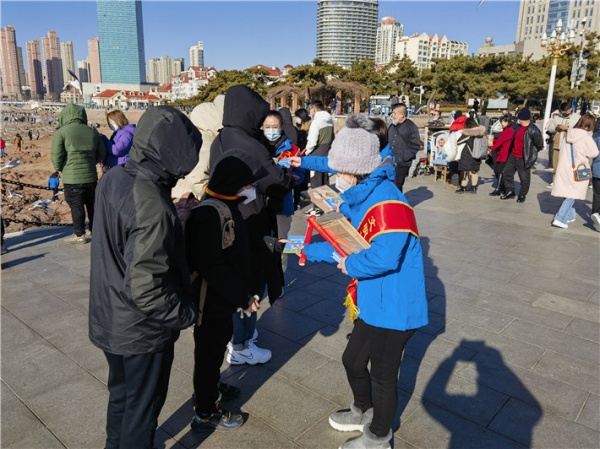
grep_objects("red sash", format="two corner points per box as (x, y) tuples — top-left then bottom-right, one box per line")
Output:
(345, 201), (419, 321)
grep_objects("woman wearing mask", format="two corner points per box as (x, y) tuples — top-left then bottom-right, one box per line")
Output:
(101, 110), (136, 168)
(262, 111), (305, 274)
(551, 114), (598, 229)
(302, 114), (427, 449)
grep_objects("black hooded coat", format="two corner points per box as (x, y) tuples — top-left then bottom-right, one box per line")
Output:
(210, 85), (294, 299)
(89, 106), (202, 355)
(279, 107), (299, 147)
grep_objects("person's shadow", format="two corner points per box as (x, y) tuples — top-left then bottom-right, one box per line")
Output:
(393, 236), (446, 431)
(405, 186), (434, 207)
(422, 340), (542, 449)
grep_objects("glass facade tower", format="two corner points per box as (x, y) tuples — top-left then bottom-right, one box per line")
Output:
(97, 0), (146, 84)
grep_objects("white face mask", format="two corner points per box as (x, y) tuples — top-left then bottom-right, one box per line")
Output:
(238, 186), (257, 204)
(335, 175), (355, 193)
(110, 122), (119, 131)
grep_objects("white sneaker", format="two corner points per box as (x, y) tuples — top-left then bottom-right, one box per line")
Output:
(227, 341), (271, 365)
(551, 219), (568, 229)
(591, 213), (600, 231)
(546, 183), (553, 189)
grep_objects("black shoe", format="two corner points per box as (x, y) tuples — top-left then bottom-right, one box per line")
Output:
(500, 191), (515, 200)
(467, 186), (478, 194)
(191, 403), (243, 432)
(516, 195), (526, 203)
(218, 382), (240, 401)
(455, 186), (466, 194)
(489, 189), (501, 196)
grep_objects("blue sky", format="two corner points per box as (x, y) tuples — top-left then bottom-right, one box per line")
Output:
(1, 1), (520, 72)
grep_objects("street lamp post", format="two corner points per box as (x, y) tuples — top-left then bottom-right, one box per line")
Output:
(570, 16), (588, 90)
(541, 19), (576, 134)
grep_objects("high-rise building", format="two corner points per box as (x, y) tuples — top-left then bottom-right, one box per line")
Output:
(41, 30), (64, 99)
(395, 33), (468, 71)
(0, 25), (22, 99)
(481, 0), (599, 60)
(16, 46), (27, 87)
(189, 41), (204, 67)
(375, 16), (404, 65)
(147, 58), (159, 83)
(172, 58), (184, 76)
(61, 41), (75, 84)
(77, 60), (90, 83)
(87, 37), (101, 83)
(158, 55), (172, 84)
(316, 0), (378, 68)
(97, 0), (146, 83)
(26, 40), (44, 99)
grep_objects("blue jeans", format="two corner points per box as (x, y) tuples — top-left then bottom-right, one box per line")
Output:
(554, 198), (575, 224)
(231, 310), (257, 348)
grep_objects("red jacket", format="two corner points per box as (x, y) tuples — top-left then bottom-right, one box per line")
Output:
(490, 126), (514, 163)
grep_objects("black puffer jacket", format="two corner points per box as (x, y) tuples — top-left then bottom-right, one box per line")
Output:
(89, 106), (202, 355)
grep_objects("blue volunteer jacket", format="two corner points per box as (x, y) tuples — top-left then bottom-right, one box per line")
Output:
(303, 163), (428, 331)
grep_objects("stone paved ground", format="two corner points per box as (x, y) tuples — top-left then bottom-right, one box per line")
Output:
(1, 157), (599, 449)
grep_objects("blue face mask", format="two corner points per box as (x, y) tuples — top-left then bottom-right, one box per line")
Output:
(263, 128), (282, 142)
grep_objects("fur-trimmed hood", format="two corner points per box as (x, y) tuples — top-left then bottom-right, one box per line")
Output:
(460, 125), (487, 137)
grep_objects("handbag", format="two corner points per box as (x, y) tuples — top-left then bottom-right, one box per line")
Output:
(570, 143), (592, 182)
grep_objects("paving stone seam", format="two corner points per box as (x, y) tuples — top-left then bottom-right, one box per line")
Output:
(1, 379), (69, 449)
(573, 392), (593, 425)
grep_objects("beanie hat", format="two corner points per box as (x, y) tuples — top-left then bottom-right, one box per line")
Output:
(328, 114), (381, 175)
(517, 108), (531, 120)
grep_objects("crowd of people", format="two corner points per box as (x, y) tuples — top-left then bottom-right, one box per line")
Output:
(46, 85), (429, 449)
(6, 86), (597, 449)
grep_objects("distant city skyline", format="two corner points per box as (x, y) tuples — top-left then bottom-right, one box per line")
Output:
(2, 1), (520, 76)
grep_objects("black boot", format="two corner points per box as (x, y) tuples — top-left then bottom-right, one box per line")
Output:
(455, 186), (467, 194)
(489, 189), (501, 196)
(500, 191), (515, 200)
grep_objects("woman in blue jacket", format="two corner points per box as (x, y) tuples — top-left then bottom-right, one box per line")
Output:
(101, 110), (136, 168)
(302, 114), (428, 449)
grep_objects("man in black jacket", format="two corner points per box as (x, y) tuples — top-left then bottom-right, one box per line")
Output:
(388, 103), (421, 191)
(90, 106), (201, 449)
(210, 85), (294, 366)
(500, 108), (544, 203)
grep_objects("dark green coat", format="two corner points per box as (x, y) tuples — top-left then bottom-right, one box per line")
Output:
(51, 104), (106, 184)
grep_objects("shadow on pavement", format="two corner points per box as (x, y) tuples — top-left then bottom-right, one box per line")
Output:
(423, 341), (542, 449)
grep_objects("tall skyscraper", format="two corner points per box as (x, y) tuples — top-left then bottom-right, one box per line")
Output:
(26, 40), (44, 99)
(16, 46), (27, 87)
(375, 17), (404, 65)
(77, 60), (90, 83)
(189, 41), (204, 67)
(172, 58), (184, 76)
(41, 30), (64, 99)
(147, 58), (159, 83)
(97, 0), (146, 84)
(0, 25), (22, 99)
(87, 37), (101, 83)
(61, 41), (75, 84)
(316, 0), (378, 68)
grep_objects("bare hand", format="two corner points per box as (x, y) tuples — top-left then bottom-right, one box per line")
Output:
(244, 297), (260, 314)
(337, 257), (348, 275)
(288, 156), (302, 168)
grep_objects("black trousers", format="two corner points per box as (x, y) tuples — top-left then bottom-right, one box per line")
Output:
(394, 165), (411, 192)
(502, 154), (531, 197)
(193, 310), (233, 413)
(309, 145), (330, 189)
(63, 182), (96, 236)
(342, 318), (415, 437)
(104, 345), (174, 449)
(592, 177), (600, 215)
(494, 161), (506, 190)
